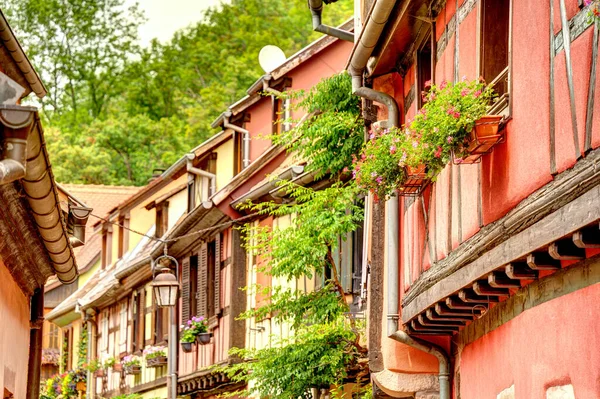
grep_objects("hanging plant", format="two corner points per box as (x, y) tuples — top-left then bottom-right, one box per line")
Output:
(410, 79), (496, 173)
(352, 125), (417, 199)
(584, 0), (600, 21)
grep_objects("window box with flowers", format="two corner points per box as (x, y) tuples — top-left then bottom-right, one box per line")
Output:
(353, 125), (428, 198)
(412, 79), (501, 168)
(144, 346), (167, 368)
(180, 316), (210, 351)
(122, 355), (142, 375)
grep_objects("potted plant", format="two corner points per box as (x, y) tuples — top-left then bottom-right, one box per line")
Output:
(353, 125), (427, 198)
(410, 79), (499, 169)
(122, 355), (142, 375)
(191, 316), (211, 345)
(143, 346), (167, 367)
(180, 325), (196, 353)
(104, 356), (117, 372)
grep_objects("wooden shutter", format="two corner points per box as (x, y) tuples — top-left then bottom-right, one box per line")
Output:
(181, 257), (190, 323)
(151, 291), (157, 344)
(139, 288), (146, 348)
(198, 243), (208, 317)
(214, 234), (221, 315)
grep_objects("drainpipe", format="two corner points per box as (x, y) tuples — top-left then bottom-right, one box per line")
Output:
(85, 311), (97, 399)
(308, 0), (354, 42)
(389, 331), (451, 399)
(223, 112), (251, 169)
(186, 153), (216, 201)
(349, 2), (451, 398)
(68, 205), (93, 248)
(0, 105), (36, 185)
(26, 288), (44, 399)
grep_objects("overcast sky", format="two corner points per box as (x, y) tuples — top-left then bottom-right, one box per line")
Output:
(126, 0), (226, 47)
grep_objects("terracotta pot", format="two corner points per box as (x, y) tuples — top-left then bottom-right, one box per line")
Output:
(181, 342), (193, 353)
(94, 369), (105, 378)
(124, 364), (141, 375)
(146, 355), (168, 368)
(112, 363), (123, 372)
(196, 333), (211, 345)
(454, 115), (504, 164)
(398, 165), (429, 196)
(76, 381), (86, 392)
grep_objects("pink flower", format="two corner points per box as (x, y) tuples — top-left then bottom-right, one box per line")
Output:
(424, 80), (432, 88)
(371, 172), (377, 178)
(461, 89), (469, 97)
(369, 132), (375, 140)
(390, 145), (396, 154)
(434, 127), (439, 133)
(473, 90), (482, 97)
(376, 176), (383, 184)
(434, 146), (443, 158)
(412, 141), (418, 148)
(447, 136), (453, 143)
(440, 80), (447, 89)
(343, 167), (349, 173)
(361, 153), (366, 161)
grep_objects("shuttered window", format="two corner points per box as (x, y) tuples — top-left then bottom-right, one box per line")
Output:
(481, 0), (510, 109)
(131, 289), (145, 353)
(198, 243), (208, 318)
(214, 234), (221, 315)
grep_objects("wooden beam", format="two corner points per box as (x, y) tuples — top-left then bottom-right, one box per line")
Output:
(411, 320), (459, 334)
(527, 252), (562, 270)
(403, 169), (600, 323)
(548, 240), (586, 260)
(559, 0), (582, 159)
(585, 21), (599, 152)
(505, 262), (538, 280)
(419, 314), (466, 327)
(573, 226), (600, 248)
(488, 272), (521, 288)
(446, 296), (487, 310)
(549, 0), (557, 174)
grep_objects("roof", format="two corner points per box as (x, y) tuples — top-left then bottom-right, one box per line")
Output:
(0, 10), (46, 97)
(212, 18), (354, 127)
(45, 184), (140, 290)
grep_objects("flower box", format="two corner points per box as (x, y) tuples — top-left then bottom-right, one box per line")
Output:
(112, 363), (123, 372)
(146, 356), (168, 368)
(453, 115), (504, 164)
(398, 165), (429, 196)
(196, 332), (212, 345)
(181, 342), (193, 353)
(124, 364), (141, 375)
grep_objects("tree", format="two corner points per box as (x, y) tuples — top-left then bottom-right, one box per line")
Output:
(218, 73), (370, 398)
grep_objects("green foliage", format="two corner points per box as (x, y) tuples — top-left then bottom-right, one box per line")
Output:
(221, 322), (361, 399)
(240, 183), (363, 280)
(181, 315), (208, 343)
(77, 323), (87, 368)
(1, 0), (354, 185)
(274, 72), (363, 179)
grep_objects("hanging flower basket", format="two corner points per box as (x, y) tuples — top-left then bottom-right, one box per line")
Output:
(146, 356), (168, 368)
(181, 342), (193, 353)
(398, 165), (429, 196)
(124, 364), (141, 375)
(453, 115), (504, 164)
(196, 332), (212, 345)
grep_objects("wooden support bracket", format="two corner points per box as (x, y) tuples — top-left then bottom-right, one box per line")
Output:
(472, 281), (510, 297)
(426, 308), (473, 322)
(573, 226), (600, 248)
(435, 302), (483, 317)
(505, 262), (539, 279)
(548, 239), (586, 260)
(488, 272), (521, 288)
(411, 320), (459, 333)
(459, 288), (501, 303)
(527, 252), (562, 270)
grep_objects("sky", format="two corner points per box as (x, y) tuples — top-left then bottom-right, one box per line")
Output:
(125, 0), (226, 47)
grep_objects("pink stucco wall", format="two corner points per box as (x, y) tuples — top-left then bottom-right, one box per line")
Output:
(0, 260), (30, 399)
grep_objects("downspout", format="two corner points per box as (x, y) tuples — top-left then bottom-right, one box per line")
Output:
(68, 205), (92, 248)
(186, 153), (216, 201)
(26, 288), (44, 399)
(389, 331), (451, 399)
(223, 112), (251, 169)
(349, 2), (451, 399)
(308, 0), (355, 42)
(85, 311), (97, 399)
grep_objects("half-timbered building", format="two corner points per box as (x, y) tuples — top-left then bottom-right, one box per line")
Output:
(342, 0), (600, 397)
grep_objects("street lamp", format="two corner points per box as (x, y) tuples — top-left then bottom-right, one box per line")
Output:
(152, 253), (179, 399)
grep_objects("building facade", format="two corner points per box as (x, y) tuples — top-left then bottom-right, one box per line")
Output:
(344, 0), (600, 398)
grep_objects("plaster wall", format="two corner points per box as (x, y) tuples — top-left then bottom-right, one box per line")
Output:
(0, 259), (30, 399)
(460, 283), (600, 399)
(214, 137), (234, 191)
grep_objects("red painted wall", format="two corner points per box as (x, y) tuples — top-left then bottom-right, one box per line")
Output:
(460, 283), (600, 399)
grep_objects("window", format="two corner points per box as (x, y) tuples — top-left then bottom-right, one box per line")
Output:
(189, 255), (198, 318)
(101, 225), (113, 269)
(131, 289), (145, 353)
(481, 0), (510, 113)
(49, 322), (60, 349)
(119, 301), (128, 347)
(101, 312), (109, 352)
(417, 32), (432, 108)
(272, 96), (292, 134)
(187, 153), (217, 211)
